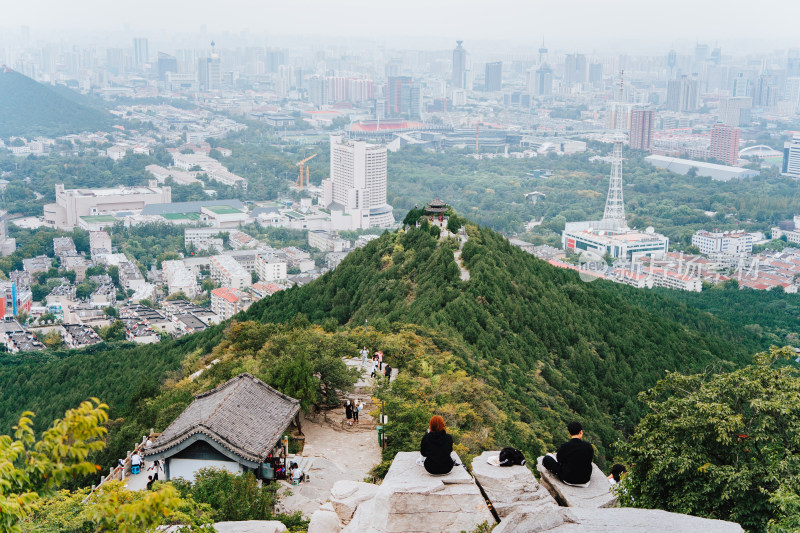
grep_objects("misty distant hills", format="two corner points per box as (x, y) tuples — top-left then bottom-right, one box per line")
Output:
(0, 67), (113, 139)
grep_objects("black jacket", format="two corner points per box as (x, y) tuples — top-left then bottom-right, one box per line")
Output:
(420, 430), (454, 475)
(556, 438), (594, 484)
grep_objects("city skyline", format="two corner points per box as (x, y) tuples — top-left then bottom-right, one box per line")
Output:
(3, 0), (800, 53)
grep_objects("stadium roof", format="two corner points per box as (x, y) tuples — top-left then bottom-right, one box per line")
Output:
(140, 199), (244, 216)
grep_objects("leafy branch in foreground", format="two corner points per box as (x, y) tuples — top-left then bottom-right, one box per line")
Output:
(616, 346), (800, 533)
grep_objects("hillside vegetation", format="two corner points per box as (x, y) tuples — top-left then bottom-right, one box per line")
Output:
(0, 219), (762, 481)
(0, 68), (113, 138)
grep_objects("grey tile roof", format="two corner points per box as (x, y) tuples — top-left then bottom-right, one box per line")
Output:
(145, 373), (299, 463)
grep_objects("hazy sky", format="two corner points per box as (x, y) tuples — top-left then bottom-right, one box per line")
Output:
(4, 0), (800, 53)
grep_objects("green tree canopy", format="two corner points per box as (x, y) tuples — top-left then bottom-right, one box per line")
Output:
(617, 346), (800, 532)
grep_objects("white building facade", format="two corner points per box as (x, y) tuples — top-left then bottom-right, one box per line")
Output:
(322, 135), (394, 229)
(691, 230), (753, 256)
(209, 255), (251, 289)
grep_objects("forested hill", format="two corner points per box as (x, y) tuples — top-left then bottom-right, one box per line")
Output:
(0, 68), (113, 138)
(244, 221), (757, 456)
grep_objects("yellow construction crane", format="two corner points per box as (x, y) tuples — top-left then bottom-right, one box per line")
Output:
(295, 153), (318, 188)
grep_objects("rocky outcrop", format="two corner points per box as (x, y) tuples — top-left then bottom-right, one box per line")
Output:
(308, 503), (343, 533)
(329, 480), (380, 524)
(471, 451), (556, 517)
(307, 450), (745, 533)
(493, 507), (745, 533)
(536, 456), (617, 508)
(311, 451), (494, 533)
(213, 521), (289, 533)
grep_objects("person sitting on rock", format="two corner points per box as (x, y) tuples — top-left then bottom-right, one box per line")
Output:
(542, 421), (593, 485)
(420, 415), (454, 475)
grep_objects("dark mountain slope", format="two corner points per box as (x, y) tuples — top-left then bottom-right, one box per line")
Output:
(0, 67), (113, 138)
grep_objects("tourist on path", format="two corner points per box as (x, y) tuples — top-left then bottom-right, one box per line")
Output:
(542, 421), (594, 485)
(371, 356), (380, 377)
(384, 364), (393, 382)
(345, 400), (353, 426)
(148, 459), (162, 482)
(420, 415), (454, 475)
(353, 400), (360, 424)
(359, 346), (369, 368)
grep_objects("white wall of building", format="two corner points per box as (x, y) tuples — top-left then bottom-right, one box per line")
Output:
(167, 457), (241, 483)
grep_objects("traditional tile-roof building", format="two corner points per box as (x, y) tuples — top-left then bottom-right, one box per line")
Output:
(144, 373), (300, 482)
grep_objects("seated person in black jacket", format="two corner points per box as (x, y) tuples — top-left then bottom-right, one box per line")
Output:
(542, 421), (594, 485)
(420, 415), (454, 475)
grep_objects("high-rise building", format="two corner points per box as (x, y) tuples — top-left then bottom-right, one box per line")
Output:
(157, 52), (178, 81)
(718, 97), (752, 127)
(322, 136), (394, 229)
(452, 41), (467, 89)
(754, 75), (777, 107)
(484, 61), (502, 92)
(386, 76), (421, 118)
(534, 64), (553, 96)
(308, 76), (328, 107)
(732, 73), (749, 97)
(629, 109), (655, 151)
(589, 63), (603, 88)
(709, 123), (740, 166)
(198, 44), (221, 92)
(133, 38), (148, 68)
(564, 54), (587, 86)
(667, 49), (677, 78)
(782, 135), (800, 178)
(666, 75), (699, 112)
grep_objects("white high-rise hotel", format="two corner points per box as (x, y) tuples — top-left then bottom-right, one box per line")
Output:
(322, 135), (394, 229)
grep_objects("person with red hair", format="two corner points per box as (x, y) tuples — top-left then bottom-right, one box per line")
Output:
(420, 415), (454, 475)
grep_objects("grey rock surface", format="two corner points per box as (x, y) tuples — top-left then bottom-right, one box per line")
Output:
(329, 480), (380, 524)
(536, 456), (617, 508)
(342, 451), (495, 533)
(471, 450), (557, 517)
(494, 507), (745, 533)
(307, 502), (343, 533)
(213, 521), (289, 533)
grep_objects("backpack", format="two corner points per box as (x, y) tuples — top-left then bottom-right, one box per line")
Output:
(499, 447), (526, 467)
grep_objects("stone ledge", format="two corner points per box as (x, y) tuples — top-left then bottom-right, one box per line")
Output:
(471, 451), (557, 518)
(536, 456), (617, 508)
(494, 506), (745, 533)
(339, 451), (495, 533)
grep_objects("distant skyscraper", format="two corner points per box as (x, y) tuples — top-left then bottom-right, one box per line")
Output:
(589, 63), (603, 88)
(133, 38), (148, 68)
(484, 61), (502, 92)
(694, 43), (710, 64)
(710, 123), (740, 166)
(754, 75), (776, 107)
(710, 47), (722, 65)
(538, 39), (548, 64)
(666, 75), (699, 112)
(452, 41), (467, 89)
(386, 76), (421, 118)
(157, 52), (178, 81)
(718, 96), (753, 126)
(564, 54), (587, 86)
(629, 109), (655, 151)
(732, 73), (749, 97)
(667, 49), (677, 79)
(535, 64), (553, 96)
(308, 76), (329, 107)
(322, 136), (394, 228)
(782, 135), (800, 178)
(197, 42), (221, 91)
